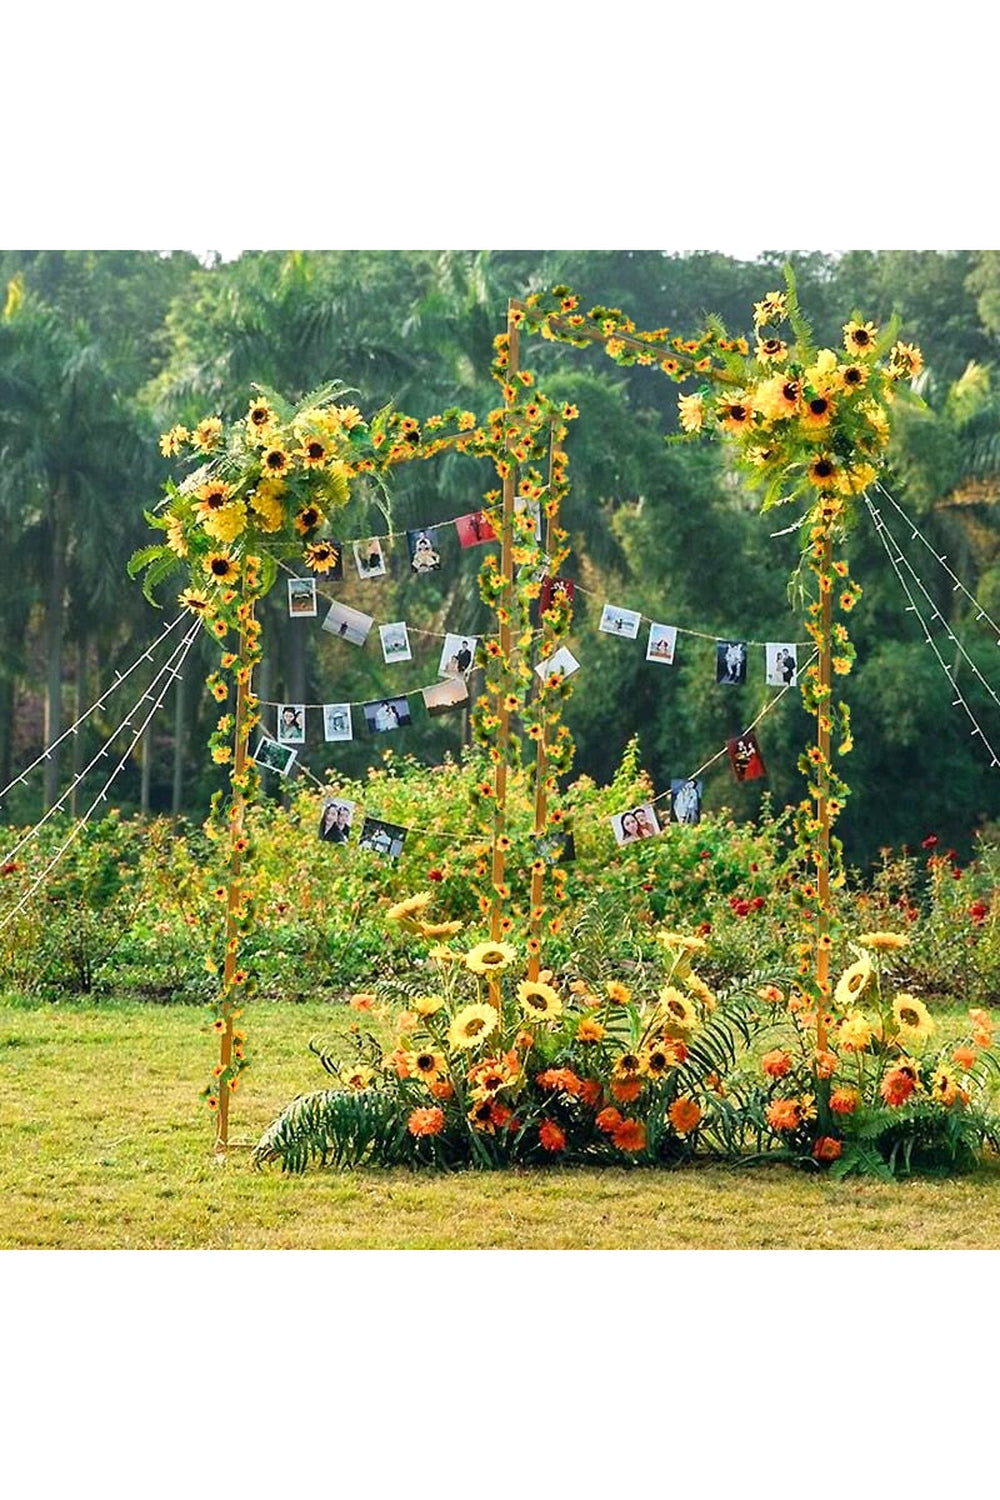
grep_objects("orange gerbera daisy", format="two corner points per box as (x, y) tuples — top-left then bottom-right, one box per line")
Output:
(407, 1106), (445, 1137)
(669, 1097), (702, 1134)
(765, 1098), (803, 1132)
(612, 1118), (647, 1153)
(761, 1049), (792, 1079)
(880, 1068), (916, 1107)
(538, 1119), (566, 1152)
(829, 1087), (859, 1115)
(576, 1017), (605, 1043)
(596, 1106), (623, 1135)
(813, 1136), (843, 1163)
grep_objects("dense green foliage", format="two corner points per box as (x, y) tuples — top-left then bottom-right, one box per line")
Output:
(2, 249), (1000, 866)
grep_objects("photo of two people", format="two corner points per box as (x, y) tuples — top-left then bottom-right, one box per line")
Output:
(317, 797), (356, 844)
(610, 803), (661, 846)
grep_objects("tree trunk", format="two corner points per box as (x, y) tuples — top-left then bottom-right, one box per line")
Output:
(171, 658), (185, 824)
(70, 631), (88, 818)
(43, 508), (67, 811)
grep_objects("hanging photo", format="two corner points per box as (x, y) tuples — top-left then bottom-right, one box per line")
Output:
(670, 778), (703, 824)
(322, 600), (374, 647)
(727, 730), (767, 783)
(379, 621), (413, 664)
(533, 826), (576, 864)
(363, 696), (413, 734)
(610, 804), (662, 846)
(318, 797), (356, 844)
(253, 736), (298, 778)
(514, 495), (543, 542)
(765, 642), (798, 687)
(358, 817), (408, 860)
(646, 622), (678, 665)
(716, 640), (748, 685)
(455, 511), (498, 547)
(322, 703), (353, 742)
(407, 527), (441, 574)
(535, 646), (580, 682)
(539, 576), (575, 615)
(276, 703), (306, 744)
(423, 676), (469, 717)
(599, 604), (642, 640)
(438, 633), (478, 678)
(354, 537), (387, 580)
(287, 577), (318, 617)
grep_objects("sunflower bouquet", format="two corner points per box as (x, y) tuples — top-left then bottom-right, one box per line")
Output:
(750, 932), (1000, 1177)
(252, 903), (768, 1171)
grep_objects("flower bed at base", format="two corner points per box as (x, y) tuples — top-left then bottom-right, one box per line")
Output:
(252, 905), (1000, 1179)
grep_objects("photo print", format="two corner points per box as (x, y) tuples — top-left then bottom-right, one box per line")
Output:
(539, 576), (575, 615)
(322, 703), (353, 742)
(438, 633), (478, 678)
(599, 604), (642, 640)
(379, 621), (413, 664)
(716, 639), (748, 685)
(423, 676), (469, 718)
(670, 778), (703, 825)
(765, 642), (798, 687)
(534, 646), (580, 682)
(287, 577), (318, 617)
(353, 537), (387, 580)
(276, 703), (306, 744)
(317, 797), (356, 844)
(610, 803), (662, 846)
(646, 622), (678, 665)
(321, 599), (374, 647)
(363, 696), (413, 734)
(407, 527), (441, 574)
(727, 730), (767, 783)
(514, 494), (542, 542)
(358, 816), (408, 860)
(533, 826), (576, 865)
(253, 736), (298, 778)
(455, 510), (498, 548)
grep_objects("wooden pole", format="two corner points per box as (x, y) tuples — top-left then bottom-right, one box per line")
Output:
(489, 303), (519, 955)
(214, 602), (254, 1157)
(815, 528), (833, 1050)
(527, 423), (558, 982)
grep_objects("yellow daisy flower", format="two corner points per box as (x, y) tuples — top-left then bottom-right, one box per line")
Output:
(658, 985), (699, 1033)
(843, 320), (878, 358)
(203, 552), (240, 585)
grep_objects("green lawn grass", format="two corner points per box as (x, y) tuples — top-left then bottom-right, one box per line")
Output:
(3, 997), (1000, 1250)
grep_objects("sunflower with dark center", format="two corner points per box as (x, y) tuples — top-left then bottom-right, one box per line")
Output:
(612, 1052), (644, 1080)
(203, 552), (240, 584)
(247, 399), (275, 431)
(843, 320), (878, 357)
(195, 480), (232, 512)
(300, 437), (330, 467)
(262, 446), (292, 478)
(808, 456), (838, 487)
(304, 541), (339, 572)
(840, 364), (866, 390)
(293, 504), (324, 535)
(718, 397), (753, 432)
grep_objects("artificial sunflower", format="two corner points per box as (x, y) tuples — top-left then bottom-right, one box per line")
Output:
(931, 1065), (961, 1107)
(386, 891), (433, 924)
(412, 993), (446, 1018)
(410, 1049), (447, 1085)
(447, 1003), (499, 1050)
(178, 587), (213, 615)
(576, 1017), (605, 1044)
(516, 979), (562, 1022)
(246, 397), (277, 437)
(834, 951), (872, 1007)
(260, 445), (293, 480)
(843, 320), (878, 357)
(717, 395), (754, 433)
(893, 993), (935, 1043)
(658, 985), (698, 1033)
(808, 455), (839, 488)
(465, 940), (517, 975)
(857, 931), (908, 951)
(303, 540), (340, 573)
(293, 504), (325, 536)
(203, 552), (240, 585)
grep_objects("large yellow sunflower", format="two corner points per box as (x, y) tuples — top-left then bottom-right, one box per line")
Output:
(658, 985), (699, 1033)
(261, 445), (293, 480)
(464, 941), (517, 975)
(834, 952), (872, 1008)
(893, 993), (935, 1043)
(447, 1003), (498, 1050)
(516, 979), (562, 1022)
(857, 931), (908, 952)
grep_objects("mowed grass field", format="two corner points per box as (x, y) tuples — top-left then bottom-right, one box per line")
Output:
(4, 997), (1000, 1251)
